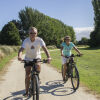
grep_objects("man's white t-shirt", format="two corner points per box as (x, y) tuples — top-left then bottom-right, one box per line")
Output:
(22, 37), (45, 61)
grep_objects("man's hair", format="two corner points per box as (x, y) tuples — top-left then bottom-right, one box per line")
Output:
(29, 27), (38, 33)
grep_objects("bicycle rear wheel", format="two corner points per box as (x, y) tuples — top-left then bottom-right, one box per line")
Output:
(32, 75), (39, 100)
(71, 65), (79, 90)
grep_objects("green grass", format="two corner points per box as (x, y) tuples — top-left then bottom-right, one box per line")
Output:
(0, 52), (18, 70)
(42, 47), (100, 94)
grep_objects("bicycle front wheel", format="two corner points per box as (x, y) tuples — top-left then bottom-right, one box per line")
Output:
(61, 65), (64, 78)
(32, 75), (39, 100)
(71, 65), (79, 90)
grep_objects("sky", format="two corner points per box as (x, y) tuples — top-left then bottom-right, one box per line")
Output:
(74, 27), (94, 40)
(0, 0), (94, 40)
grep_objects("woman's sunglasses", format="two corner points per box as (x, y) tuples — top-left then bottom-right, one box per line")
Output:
(29, 32), (37, 34)
(65, 38), (70, 41)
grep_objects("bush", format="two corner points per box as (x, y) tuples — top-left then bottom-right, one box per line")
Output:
(0, 50), (5, 60)
(0, 45), (20, 60)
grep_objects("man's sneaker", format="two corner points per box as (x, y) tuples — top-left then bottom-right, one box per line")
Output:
(63, 77), (66, 82)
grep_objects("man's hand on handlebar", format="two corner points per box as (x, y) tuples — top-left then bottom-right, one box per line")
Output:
(18, 57), (23, 61)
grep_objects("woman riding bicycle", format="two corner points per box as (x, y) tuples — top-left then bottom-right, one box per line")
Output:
(18, 27), (51, 97)
(61, 36), (82, 81)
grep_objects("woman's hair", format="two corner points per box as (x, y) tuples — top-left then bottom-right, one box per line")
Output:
(29, 27), (38, 33)
(64, 36), (71, 42)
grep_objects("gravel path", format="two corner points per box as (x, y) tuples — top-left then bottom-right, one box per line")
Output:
(0, 57), (98, 100)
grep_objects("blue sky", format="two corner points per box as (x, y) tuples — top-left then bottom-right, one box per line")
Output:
(0, 0), (94, 30)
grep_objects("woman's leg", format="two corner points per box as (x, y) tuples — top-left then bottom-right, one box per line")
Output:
(63, 63), (67, 81)
(62, 56), (68, 81)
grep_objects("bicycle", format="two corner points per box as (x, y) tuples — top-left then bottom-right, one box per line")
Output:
(22, 59), (48, 100)
(62, 54), (81, 91)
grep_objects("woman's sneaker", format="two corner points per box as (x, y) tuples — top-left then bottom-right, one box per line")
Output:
(23, 92), (28, 97)
(63, 74), (68, 82)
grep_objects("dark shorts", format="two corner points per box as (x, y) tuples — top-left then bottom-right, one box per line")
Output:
(24, 59), (41, 68)
(24, 62), (33, 68)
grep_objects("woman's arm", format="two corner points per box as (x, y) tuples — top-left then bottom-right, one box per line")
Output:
(61, 46), (64, 56)
(73, 46), (82, 55)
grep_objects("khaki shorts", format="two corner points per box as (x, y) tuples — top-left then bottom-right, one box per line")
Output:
(62, 56), (69, 65)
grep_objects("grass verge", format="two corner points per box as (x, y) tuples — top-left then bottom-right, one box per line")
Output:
(0, 52), (17, 71)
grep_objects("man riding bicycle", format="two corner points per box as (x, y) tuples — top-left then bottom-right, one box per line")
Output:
(18, 27), (51, 97)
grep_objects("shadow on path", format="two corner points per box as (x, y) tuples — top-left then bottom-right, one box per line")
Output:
(3, 90), (30, 100)
(40, 80), (76, 96)
(3, 80), (76, 100)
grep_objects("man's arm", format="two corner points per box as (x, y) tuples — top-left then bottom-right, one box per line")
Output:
(42, 46), (51, 63)
(18, 47), (24, 61)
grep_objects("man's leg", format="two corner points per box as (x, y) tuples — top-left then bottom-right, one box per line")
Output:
(36, 63), (41, 73)
(25, 66), (31, 95)
(36, 63), (41, 83)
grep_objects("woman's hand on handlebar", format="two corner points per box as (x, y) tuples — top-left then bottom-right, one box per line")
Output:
(47, 57), (52, 64)
(61, 54), (64, 57)
(78, 53), (83, 56)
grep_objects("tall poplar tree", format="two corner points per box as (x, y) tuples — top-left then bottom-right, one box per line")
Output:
(90, 0), (100, 47)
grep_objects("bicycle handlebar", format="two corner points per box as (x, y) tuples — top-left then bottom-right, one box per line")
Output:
(64, 54), (83, 58)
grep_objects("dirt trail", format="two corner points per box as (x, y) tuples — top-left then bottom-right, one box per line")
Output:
(0, 57), (99, 100)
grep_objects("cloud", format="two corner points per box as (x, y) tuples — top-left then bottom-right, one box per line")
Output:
(74, 27), (94, 41)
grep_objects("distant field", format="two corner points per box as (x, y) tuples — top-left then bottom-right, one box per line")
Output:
(42, 47), (100, 94)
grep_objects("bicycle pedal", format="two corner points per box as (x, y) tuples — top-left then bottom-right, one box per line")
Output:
(28, 94), (32, 97)
(68, 74), (71, 78)
(33, 93), (36, 95)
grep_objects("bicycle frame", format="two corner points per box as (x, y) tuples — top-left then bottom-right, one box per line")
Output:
(30, 63), (39, 90)
(31, 63), (39, 78)
(65, 54), (80, 90)
(66, 56), (75, 74)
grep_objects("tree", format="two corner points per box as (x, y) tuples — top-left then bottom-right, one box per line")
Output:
(78, 37), (89, 45)
(10, 20), (22, 30)
(90, 0), (100, 47)
(0, 22), (21, 45)
(0, 31), (1, 44)
(19, 7), (42, 31)
(18, 7), (76, 47)
(10, 19), (27, 41)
